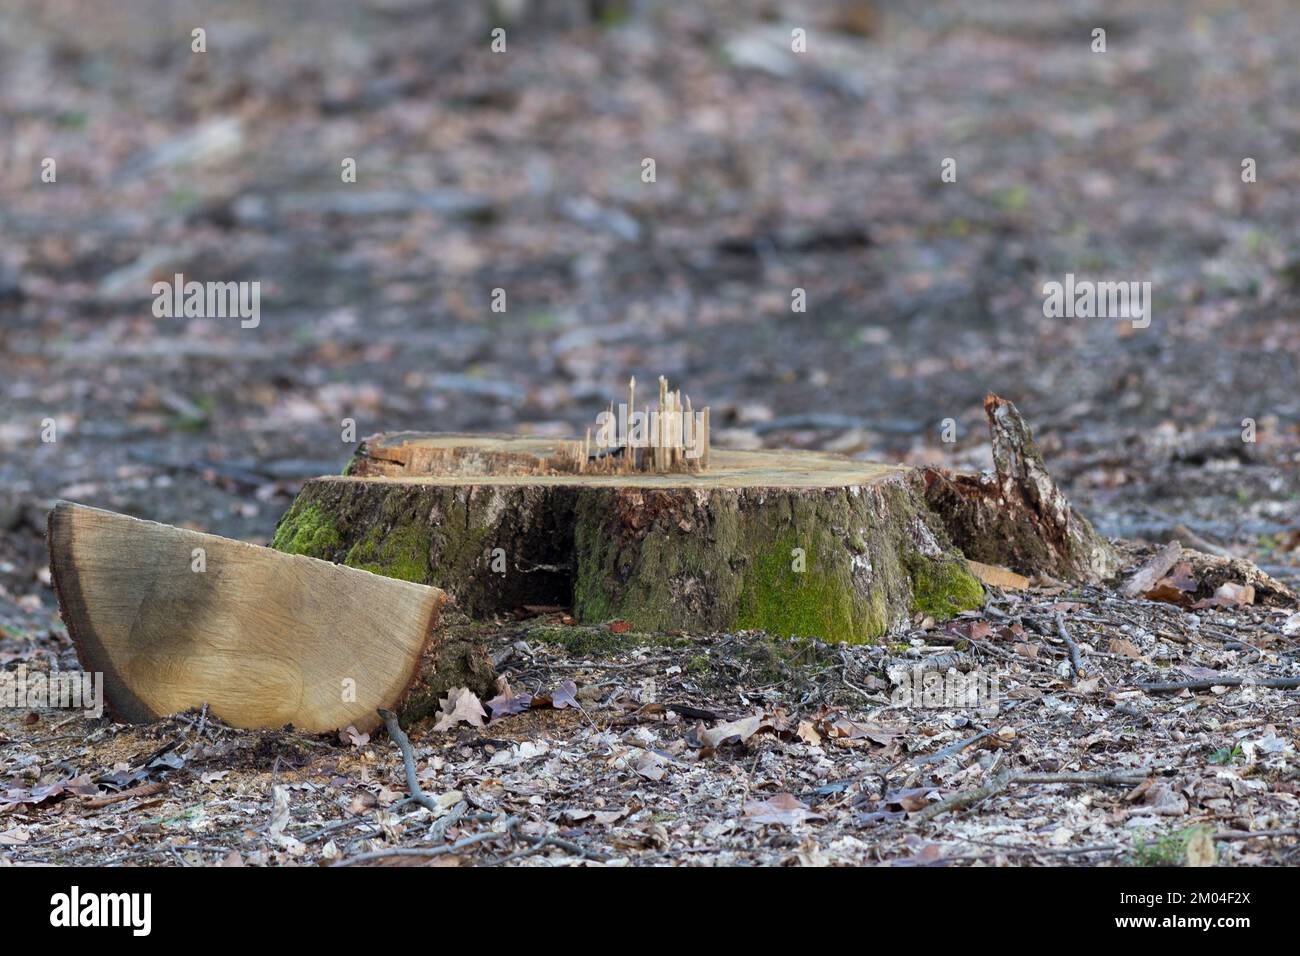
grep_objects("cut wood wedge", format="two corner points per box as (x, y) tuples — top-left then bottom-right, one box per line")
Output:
(48, 501), (446, 733)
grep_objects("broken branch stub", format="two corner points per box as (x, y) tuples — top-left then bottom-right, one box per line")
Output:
(922, 394), (1119, 583)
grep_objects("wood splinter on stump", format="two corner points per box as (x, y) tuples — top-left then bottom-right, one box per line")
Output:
(560, 375), (709, 474)
(47, 502), (448, 733)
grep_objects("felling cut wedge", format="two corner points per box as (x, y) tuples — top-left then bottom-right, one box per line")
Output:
(47, 501), (447, 733)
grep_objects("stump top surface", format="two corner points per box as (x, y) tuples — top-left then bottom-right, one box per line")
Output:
(340, 432), (906, 488)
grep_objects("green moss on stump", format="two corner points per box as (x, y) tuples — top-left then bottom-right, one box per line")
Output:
(270, 503), (342, 558)
(271, 489), (434, 582)
(736, 537), (856, 643)
(344, 522), (430, 583)
(905, 554), (985, 618)
(572, 479), (980, 645)
(275, 468), (986, 646)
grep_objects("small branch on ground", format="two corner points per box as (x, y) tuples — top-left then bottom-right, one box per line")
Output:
(502, 818), (611, 863)
(914, 768), (1014, 823)
(1014, 770), (1151, 786)
(377, 707), (442, 814)
(333, 820), (518, 867)
(428, 800), (468, 842)
(916, 768), (1154, 822)
(1137, 676), (1300, 693)
(1055, 612), (1087, 681)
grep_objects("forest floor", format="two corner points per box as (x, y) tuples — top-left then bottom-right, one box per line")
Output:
(4, 582), (1300, 867)
(1, 0), (1298, 865)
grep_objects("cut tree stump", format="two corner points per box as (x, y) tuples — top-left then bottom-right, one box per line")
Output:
(48, 502), (448, 732)
(273, 434), (988, 643)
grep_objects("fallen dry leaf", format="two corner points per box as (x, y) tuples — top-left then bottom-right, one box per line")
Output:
(701, 714), (766, 749)
(434, 687), (487, 731)
(796, 720), (822, 746)
(946, 620), (993, 641)
(816, 714), (899, 746)
(1136, 783), (1189, 817)
(487, 741), (550, 767)
(339, 725), (370, 748)
(1192, 582), (1255, 610)
(487, 677), (532, 720)
(632, 750), (669, 781)
(550, 679), (579, 710)
(1108, 638), (1141, 658)
(743, 792), (823, 827)
(1146, 561), (1199, 607)
(564, 806), (630, 825)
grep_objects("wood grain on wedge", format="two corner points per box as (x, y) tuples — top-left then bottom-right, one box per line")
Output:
(48, 501), (446, 733)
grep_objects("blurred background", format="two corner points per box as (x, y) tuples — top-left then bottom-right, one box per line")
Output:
(1, 0), (1298, 639)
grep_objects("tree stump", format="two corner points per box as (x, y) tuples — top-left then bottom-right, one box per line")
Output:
(273, 434), (986, 644)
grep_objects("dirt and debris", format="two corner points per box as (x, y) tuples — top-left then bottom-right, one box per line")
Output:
(4, 563), (1299, 866)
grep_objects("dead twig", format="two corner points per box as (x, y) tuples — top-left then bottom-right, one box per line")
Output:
(428, 800), (468, 842)
(916, 768), (1154, 822)
(377, 708), (441, 814)
(331, 809), (608, 867)
(914, 768), (1013, 822)
(81, 781), (168, 809)
(503, 819), (611, 863)
(1014, 770), (1151, 786)
(1214, 829), (1300, 842)
(332, 819), (518, 867)
(887, 727), (997, 779)
(1137, 676), (1300, 693)
(1055, 612), (1087, 680)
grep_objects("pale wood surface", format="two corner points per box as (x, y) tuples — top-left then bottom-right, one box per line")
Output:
(964, 559), (1031, 590)
(350, 432), (905, 488)
(48, 502), (446, 732)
